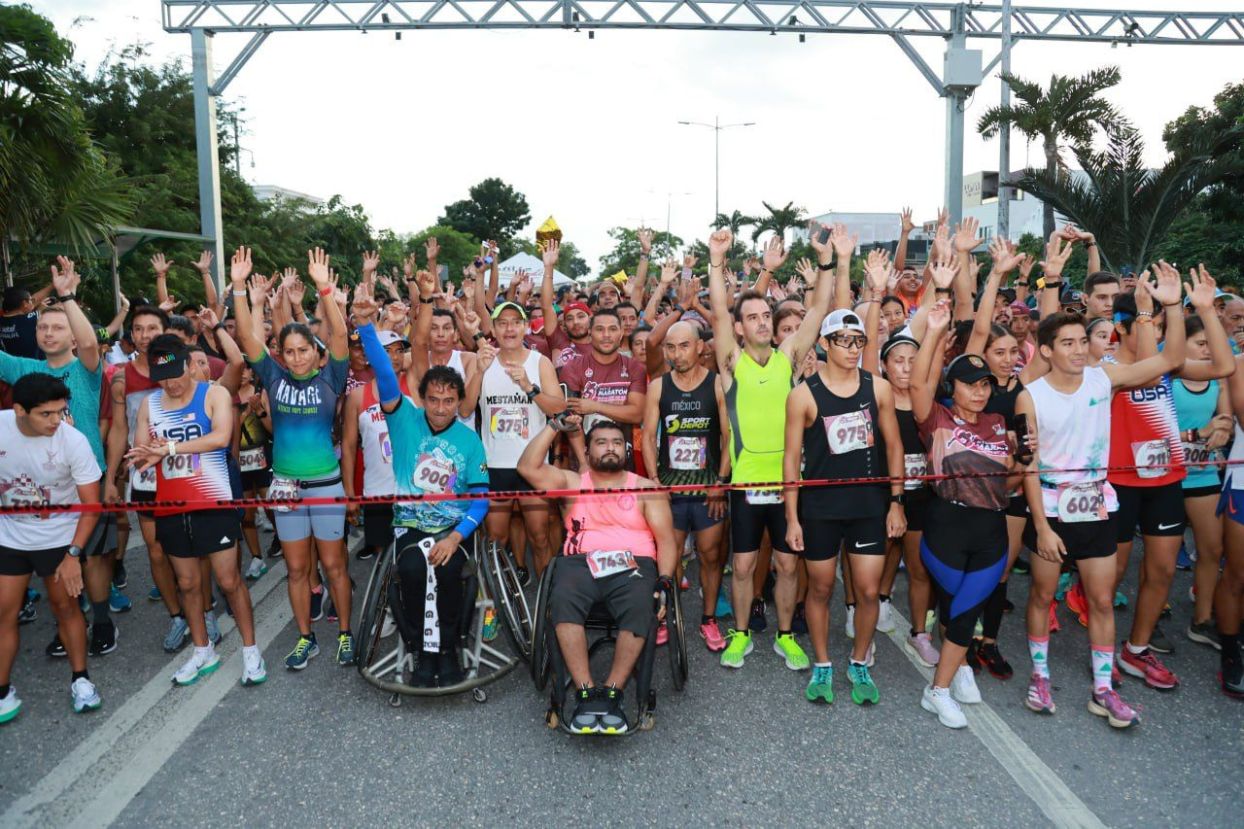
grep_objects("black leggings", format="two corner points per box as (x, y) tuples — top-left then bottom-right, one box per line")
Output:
(919, 499), (1008, 648)
(396, 530), (467, 654)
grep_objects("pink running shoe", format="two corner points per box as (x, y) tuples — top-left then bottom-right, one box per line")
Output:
(1088, 688), (1139, 728)
(1025, 674), (1056, 714)
(1048, 601), (1061, 634)
(699, 620), (726, 652)
(656, 622), (669, 646)
(1117, 647), (1179, 690)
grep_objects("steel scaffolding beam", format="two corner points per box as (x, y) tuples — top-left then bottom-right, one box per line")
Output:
(165, 1), (1244, 282)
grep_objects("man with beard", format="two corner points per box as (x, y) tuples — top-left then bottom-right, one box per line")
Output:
(560, 308), (647, 471)
(517, 418), (676, 734)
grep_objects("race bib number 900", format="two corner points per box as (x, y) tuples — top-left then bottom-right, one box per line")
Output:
(413, 454), (456, 495)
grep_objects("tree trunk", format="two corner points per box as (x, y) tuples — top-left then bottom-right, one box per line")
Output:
(1043, 136), (1058, 241)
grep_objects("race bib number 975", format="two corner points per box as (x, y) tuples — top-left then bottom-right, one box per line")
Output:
(823, 410), (874, 455)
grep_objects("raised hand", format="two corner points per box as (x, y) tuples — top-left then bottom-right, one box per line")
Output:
(248, 273), (272, 307)
(476, 339), (498, 371)
(761, 234), (788, 271)
(230, 247), (254, 286)
(306, 248), (332, 287)
(769, 282), (788, 302)
(351, 280), (380, 321)
(743, 256), (760, 275)
(795, 257), (817, 285)
(415, 268), (438, 300)
(542, 239), (560, 269)
(900, 207), (915, 235)
(198, 305), (220, 329)
(1144, 260), (1182, 307)
(708, 229), (732, 264)
(931, 222), (951, 263)
(953, 217), (980, 253)
(936, 206), (949, 230)
(988, 236), (1023, 274)
(931, 254), (957, 291)
(809, 224), (833, 260)
(377, 273), (399, 300)
(1185, 263), (1219, 310)
(830, 223), (858, 260)
(361, 250), (380, 278)
(150, 252), (173, 278)
(425, 236), (440, 262)
(1039, 236), (1074, 279)
(865, 248), (894, 295)
(193, 250), (213, 274)
(385, 301), (408, 327)
(927, 298), (952, 331)
(637, 228), (653, 254)
(51, 256), (80, 296)
(660, 258), (678, 286)
(683, 251), (698, 270)
(1018, 253), (1036, 281)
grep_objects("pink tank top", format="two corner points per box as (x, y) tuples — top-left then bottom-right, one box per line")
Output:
(563, 472), (657, 560)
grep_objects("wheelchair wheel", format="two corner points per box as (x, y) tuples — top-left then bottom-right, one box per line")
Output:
(529, 558), (556, 690)
(666, 580), (688, 691)
(482, 541), (533, 662)
(356, 544), (395, 674)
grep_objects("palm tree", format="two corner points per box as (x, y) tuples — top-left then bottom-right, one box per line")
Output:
(750, 201), (806, 244)
(977, 66), (1121, 239)
(1013, 122), (1242, 273)
(713, 209), (756, 238)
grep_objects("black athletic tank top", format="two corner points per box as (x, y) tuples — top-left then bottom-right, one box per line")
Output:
(985, 376), (1023, 422)
(656, 370), (721, 491)
(800, 370), (888, 518)
(895, 406), (929, 492)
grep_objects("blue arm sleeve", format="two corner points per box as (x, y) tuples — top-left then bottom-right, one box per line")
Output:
(356, 323), (401, 406)
(453, 485), (490, 539)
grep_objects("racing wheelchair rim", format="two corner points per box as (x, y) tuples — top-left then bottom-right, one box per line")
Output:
(482, 540), (534, 662)
(355, 541), (396, 676)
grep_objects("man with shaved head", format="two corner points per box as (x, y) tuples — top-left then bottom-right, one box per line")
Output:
(642, 320), (731, 651)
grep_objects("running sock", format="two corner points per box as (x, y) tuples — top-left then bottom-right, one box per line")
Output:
(879, 594), (890, 603)
(71, 670), (89, 682)
(194, 645), (214, 661)
(701, 615), (715, 625)
(981, 581), (1007, 640)
(1125, 640), (1147, 656)
(1028, 636), (1051, 679)
(339, 629), (352, 637)
(1220, 632), (1241, 667)
(1091, 646), (1114, 693)
(814, 661), (832, 668)
(778, 629), (792, 637)
(242, 645), (260, 660)
(0, 684), (9, 699)
(92, 601), (111, 627)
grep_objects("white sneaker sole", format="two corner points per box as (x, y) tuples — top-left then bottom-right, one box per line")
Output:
(921, 694), (967, 729)
(773, 639), (809, 671)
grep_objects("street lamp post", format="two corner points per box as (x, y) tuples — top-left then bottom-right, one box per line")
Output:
(678, 116), (755, 219)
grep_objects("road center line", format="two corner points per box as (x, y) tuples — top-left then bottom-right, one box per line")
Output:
(1, 560), (290, 829)
(883, 607), (1107, 829)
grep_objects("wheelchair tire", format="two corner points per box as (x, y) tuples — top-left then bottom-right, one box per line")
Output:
(530, 557), (557, 690)
(666, 579), (689, 691)
(356, 544), (395, 675)
(482, 541), (534, 662)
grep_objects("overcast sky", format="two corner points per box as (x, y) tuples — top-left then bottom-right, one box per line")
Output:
(39, 1), (1244, 272)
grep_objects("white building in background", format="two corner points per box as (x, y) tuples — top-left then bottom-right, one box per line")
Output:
(252, 184), (326, 208)
(794, 172), (1088, 263)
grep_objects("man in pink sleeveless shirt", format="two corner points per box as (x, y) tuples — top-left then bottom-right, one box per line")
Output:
(518, 418), (676, 734)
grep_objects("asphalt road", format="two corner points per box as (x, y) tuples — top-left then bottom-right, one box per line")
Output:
(1, 522), (1240, 829)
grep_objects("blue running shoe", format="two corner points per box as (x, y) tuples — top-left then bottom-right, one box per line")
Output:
(108, 584), (132, 614)
(1176, 543), (1194, 571)
(715, 585), (732, 619)
(163, 616), (190, 652)
(147, 586), (162, 602)
(205, 611), (221, 645)
(1055, 572), (1074, 602)
(285, 634), (319, 670)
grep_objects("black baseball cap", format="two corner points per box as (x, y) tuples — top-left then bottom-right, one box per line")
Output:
(148, 334), (188, 381)
(945, 353), (993, 387)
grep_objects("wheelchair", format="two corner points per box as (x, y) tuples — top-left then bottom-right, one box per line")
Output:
(530, 555), (688, 734)
(477, 539), (534, 662)
(355, 532), (519, 705)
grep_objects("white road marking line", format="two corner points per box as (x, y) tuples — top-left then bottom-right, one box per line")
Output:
(883, 607), (1107, 829)
(1, 561), (290, 829)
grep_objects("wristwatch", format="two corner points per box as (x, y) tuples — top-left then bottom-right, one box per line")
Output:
(817, 262), (834, 271)
(889, 493), (906, 506)
(526, 384), (541, 401)
(67, 545), (83, 559)
(56, 293), (77, 303)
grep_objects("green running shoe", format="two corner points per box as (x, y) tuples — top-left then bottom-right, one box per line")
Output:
(336, 632), (356, 666)
(773, 632), (810, 670)
(720, 629), (753, 669)
(847, 662), (880, 705)
(806, 665), (834, 703)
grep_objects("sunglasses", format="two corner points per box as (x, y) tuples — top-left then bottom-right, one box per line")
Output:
(829, 334), (868, 350)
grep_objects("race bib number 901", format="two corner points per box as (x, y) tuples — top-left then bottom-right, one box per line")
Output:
(161, 453), (200, 480)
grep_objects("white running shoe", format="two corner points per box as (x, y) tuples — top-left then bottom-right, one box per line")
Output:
(0, 686), (21, 723)
(172, 647), (221, 686)
(245, 557), (268, 580)
(877, 598), (896, 634)
(845, 606), (856, 639)
(71, 677), (101, 713)
(241, 650), (267, 686)
(921, 685), (967, 729)
(951, 664), (982, 704)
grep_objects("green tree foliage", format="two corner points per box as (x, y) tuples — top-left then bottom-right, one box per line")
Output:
(1014, 123), (1242, 275)
(1156, 81), (1244, 287)
(978, 67), (1120, 239)
(598, 227), (684, 278)
(712, 209), (756, 238)
(751, 201), (806, 243)
(517, 238), (589, 279)
(0, 4), (131, 277)
(439, 178), (530, 255)
(410, 225), (481, 283)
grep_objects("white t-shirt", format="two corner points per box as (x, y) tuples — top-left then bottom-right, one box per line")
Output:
(0, 411), (100, 549)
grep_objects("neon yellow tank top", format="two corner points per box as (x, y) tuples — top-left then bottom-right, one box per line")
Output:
(726, 348), (793, 485)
